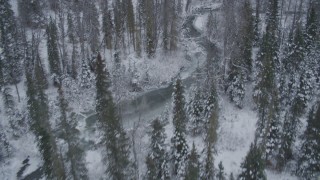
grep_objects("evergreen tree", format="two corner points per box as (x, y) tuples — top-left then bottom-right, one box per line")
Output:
(185, 143), (200, 180)
(222, 0), (237, 58)
(125, 0), (135, 50)
(145, 154), (157, 180)
(173, 78), (187, 133)
(206, 11), (219, 42)
(206, 12), (215, 39)
(177, 0), (182, 15)
(18, 0), (45, 28)
(276, 107), (300, 170)
(0, 0), (23, 85)
(305, 4), (318, 52)
(286, 23), (310, 113)
(146, 119), (170, 180)
(205, 82), (219, 145)
(202, 84), (218, 180)
(170, 3), (178, 52)
(95, 53), (132, 179)
(297, 103), (320, 179)
(186, 0), (192, 12)
(113, 0), (126, 51)
(171, 78), (189, 177)
(172, 129), (188, 177)
(67, 12), (77, 44)
(202, 142), (215, 180)
(162, 0), (170, 52)
(80, 58), (92, 88)
(217, 161), (226, 180)
(304, 3), (320, 90)
(145, 0), (156, 57)
(135, 11), (142, 57)
(229, 173), (235, 180)
(0, 128), (10, 163)
(227, 0), (254, 108)
(103, 9), (113, 50)
(34, 53), (48, 89)
(254, 0), (261, 46)
(238, 144), (266, 180)
(0, 52), (4, 89)
(264, 109), (280, 162)
(2, 87), (14, 113)
(226, 70), (245, 108)
(253, 0), (281, 161)
(47, 19), (62, 77)
(57, 87), (88, 179)
(83, 1), (100, 53)
(25, 58), (66, 179)
(189, 90), (205, 135)
(281, 23), (305, 108)
(71, 43), (78, 80)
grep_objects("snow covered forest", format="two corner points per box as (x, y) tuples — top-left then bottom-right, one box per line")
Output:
(0, 0), (320, 179)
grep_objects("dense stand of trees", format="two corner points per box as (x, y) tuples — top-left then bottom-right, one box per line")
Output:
(205, 0), (320, 178)
(0, 0), (319, 179)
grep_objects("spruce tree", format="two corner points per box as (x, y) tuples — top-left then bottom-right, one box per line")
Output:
(126, 0), (135, 49)
(238, 144), (266, 180)
(145, 0), (156, 57)
(305, 4), (318, 52)
(276, 107), (300, 170)
(67, 12), (76, 44)
(288, 24), (309, 113)
(145, 155), (157, 180)
(172, 78), (187, 134)
(171, 78), (188, 177)
(0, 0), (23, 85)
(202, 84), (218, 180)
(229, 173), (235, 180)
(253, 0), (281, 162)
(135, 11), (142, 57)
(2, 87), (14, 113)
(34, 53), (48, 89)
(18, 0), (45, 28)
(281, 23), (305, 108)
(170, 4), (178, 52)
(103, 9), (113, 50)
(71, 43), (78, 80)
(189, 90), (205, 135)
(217, 161), (226, 180)
(206, 12), (217, 41)
(203, 142), (215, 180)
(95, 53), (132, 179)
(222, 0), (237, 58)
(57, 87), (88, 179)
(113, 0), (125, 51)
(297, 103), (320, 179)
(47, 19), (62, 77)
(0, 128), (10, 163)
(227, 0), (254, 108)
(304, 3), (320, 89)
(146, 119), (170, 180)
(83, 1), (100, 53)
(205, 82), (219, 145)
(0, 54), (4, 89)
(185, 143), (200, 180)
(172, 129), (188, 177)
(162, 0), (169, 52)
(25, 58), (66, 179)
(236, 0), (255, 74)
(80, 58), (92, 88)
(254, 0), (261, 46)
